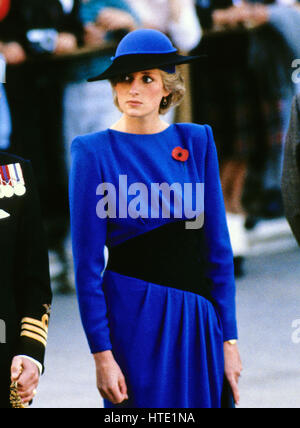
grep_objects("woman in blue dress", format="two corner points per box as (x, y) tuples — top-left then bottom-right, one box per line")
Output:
(69, 29), (242, 408)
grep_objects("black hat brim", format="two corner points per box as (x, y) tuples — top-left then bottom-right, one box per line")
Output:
(87, 53), (206, 82)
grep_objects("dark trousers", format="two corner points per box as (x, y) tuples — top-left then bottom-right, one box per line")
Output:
(0, 394), (10, 409)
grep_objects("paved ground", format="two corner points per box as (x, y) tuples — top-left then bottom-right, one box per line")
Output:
(32, 245), (300, 409)
(236, 247), (300, 408)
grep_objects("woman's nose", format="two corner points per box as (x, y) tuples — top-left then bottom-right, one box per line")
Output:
(129, 78), (140, 95)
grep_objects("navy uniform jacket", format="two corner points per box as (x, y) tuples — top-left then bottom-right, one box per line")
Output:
(0, 152), (52, 408)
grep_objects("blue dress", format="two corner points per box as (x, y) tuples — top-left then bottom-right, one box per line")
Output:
(69, 123), (238, 408)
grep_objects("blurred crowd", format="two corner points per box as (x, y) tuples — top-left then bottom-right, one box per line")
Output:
(0, 0), (300, 290)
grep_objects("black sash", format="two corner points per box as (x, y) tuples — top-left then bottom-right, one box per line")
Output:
(107, 220), (215, 303)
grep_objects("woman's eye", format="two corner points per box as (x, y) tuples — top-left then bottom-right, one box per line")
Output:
(118, 75), (132, 83)
(143, 76), (153, 83)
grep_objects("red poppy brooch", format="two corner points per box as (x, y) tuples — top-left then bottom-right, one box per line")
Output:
(172, 147), (189, 162)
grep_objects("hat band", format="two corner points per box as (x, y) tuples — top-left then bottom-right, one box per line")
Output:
(112, 52), (179, 69)
(111, 53), (178, 75)
(111, 47), (178, 61)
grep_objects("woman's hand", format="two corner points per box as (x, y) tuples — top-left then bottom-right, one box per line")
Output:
(224, 341), (242, 406)
(1, 42), (26, 65)
(212, 4), (269, 31)
(249, 4), (269, 27)
(94, 350), (129, 405)
(54, 33), (77, 54)
(84, 23), (106, 47)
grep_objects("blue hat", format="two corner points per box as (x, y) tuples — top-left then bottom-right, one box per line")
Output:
(87, 29), (204, 82)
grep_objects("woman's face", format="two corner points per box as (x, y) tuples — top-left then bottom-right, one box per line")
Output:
(113, 69), (170, 119)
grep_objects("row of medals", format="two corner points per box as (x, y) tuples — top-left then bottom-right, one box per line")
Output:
(0, 180), (26, 199)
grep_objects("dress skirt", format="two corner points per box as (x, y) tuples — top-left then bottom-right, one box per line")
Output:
(102, 270), (225, 409)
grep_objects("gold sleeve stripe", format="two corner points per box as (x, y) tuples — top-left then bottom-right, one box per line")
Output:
(21, 328), (47, 343)
(20, 331), (47, 347)
(21, 324), (48, 340)
(21, 317), (48, 333)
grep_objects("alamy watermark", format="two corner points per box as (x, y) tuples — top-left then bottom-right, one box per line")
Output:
(96, 175), (205, 229)
(291, 59), (300, 84)
(291, 319), (300, 344)
(0, 55), (6, 84)
(0, 319), (6, 344)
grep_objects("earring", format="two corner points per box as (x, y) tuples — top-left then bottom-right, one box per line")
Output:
(162, 97), (168, 107)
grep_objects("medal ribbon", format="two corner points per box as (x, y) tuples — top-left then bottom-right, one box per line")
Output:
(0, 165), (4, 184)
(0, 163), (26, 197)
(13, 163), (20, 182)
(1, 164), (12, 186)
(8, 163), (22, 186)
(15, 163), (25, 185)
(0, 164), (10, 186)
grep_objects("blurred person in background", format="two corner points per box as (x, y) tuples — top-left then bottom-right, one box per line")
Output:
(63, 0), (140, 170)
(4, 0), (83, 293)
(126, 0), (202, 53)
(0, 0), (26, 67)
(0, 1), (20, 153)
(192, 0), (300, 277)
(282, 93), (300, 246)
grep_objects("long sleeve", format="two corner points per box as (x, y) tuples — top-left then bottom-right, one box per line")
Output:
(69, 137), (112, 353)
(15, 161), (52, 369)
(203, 125), (238, 341)
(282, 95), (300, 245)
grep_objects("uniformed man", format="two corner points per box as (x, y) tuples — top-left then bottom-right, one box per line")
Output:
(0, 151), (52, 408)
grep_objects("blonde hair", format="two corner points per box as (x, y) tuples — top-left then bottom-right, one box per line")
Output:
(110, 67), (186, 115)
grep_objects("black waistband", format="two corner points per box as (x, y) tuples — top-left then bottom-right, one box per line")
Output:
(106, 220), (214, 303)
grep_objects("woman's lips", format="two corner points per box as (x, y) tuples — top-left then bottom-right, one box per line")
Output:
(127, 100), (142, 106)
